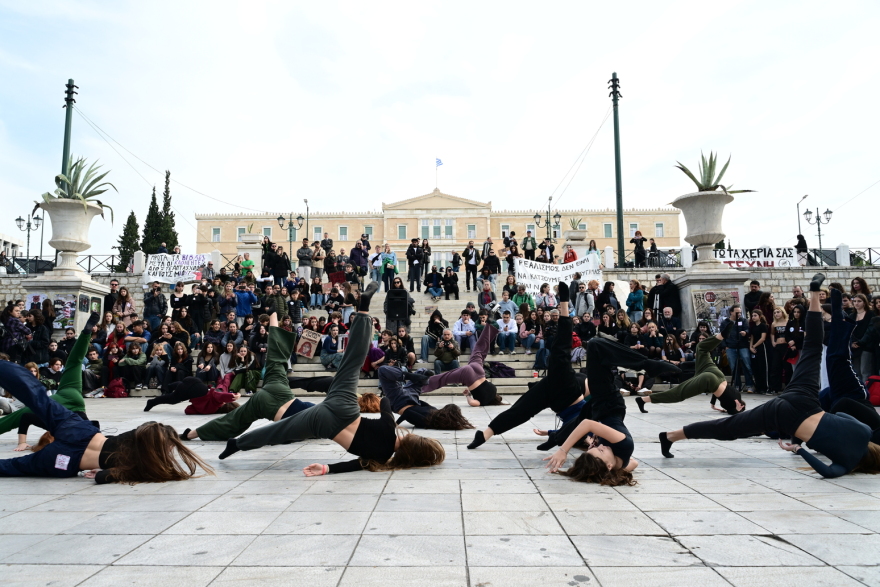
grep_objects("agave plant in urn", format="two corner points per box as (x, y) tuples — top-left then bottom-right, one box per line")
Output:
(34, 156), (115, 273)
(671, 152), (753, 271)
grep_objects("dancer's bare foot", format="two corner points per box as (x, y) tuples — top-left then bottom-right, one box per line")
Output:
(13, 443), (30, 451)
(533, 428), (548, 437)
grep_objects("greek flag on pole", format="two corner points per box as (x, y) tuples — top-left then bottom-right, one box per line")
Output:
(436, 158), (443, 167)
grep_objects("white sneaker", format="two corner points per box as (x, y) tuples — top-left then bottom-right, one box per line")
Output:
(525, 350), (532, 355)
(92, 390), (105, 398)
(619, 388), (631, 397)
(85, 388), (103, 398)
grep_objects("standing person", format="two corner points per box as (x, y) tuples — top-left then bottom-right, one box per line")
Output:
(381, 244), (398, 292)
(795, 234), (810, 266)
(320, 232), (333, 254)
(749, 310), (771, 394)
(573, 282), (595, 319)
(563, 245), (577, 263)
(850, 293), (872, 381)
(273, 245), (291, 287)
(506, 243), (520, 275)
(421, 239), (432, 279)
(451, 250), (461, 274)
(586, 240), (601, 268)
(769, 307), (790, 392)
(630, 230), (648, 268)
(169, 282), (190, 322)
(722, 305), (754, 393)
(22, 310), (50, 367)
(481, 236), (493, 259)
(538, 238), (555, 264)
(349, 240), (369, 284)
(296, 238), (313, 281)
(142, 283), (165, 331)
(359, 233), (371, 252)
(239, 253), (256, 279)
(626, 279), (644, 323)
(462, 240), (481, 293)
(647, 238), (659, 267)
(103, 279), (120, 316)
(596, 282), (619, 315)
(311, 242), (325, 282)
(481, 249), (501, 288)
(659, 276), (880, 478)
(0, 304), (30, 364)
(368, 245), (383, 283)
(217, 285), (447, 476)
(405, 238), (424, 293)
(522, 230), (537, 260)
(114, 287), (138, 327)
(384, 277), (414, 334)
(743, 280), (763, 314)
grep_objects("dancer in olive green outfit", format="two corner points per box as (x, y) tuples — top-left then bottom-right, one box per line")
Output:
(182, 313), (296, 441)
(635, 333), (744, 415)
(0, 316), (95, 439)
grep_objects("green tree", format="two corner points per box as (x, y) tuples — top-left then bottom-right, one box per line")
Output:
(714, 239), (728, 250)
(114, 211), (140, 272)
(159, 170), (179, 251)
(140, 186), (163, 254)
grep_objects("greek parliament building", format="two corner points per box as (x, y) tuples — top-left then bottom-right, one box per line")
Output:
(195, 188), (681, 269)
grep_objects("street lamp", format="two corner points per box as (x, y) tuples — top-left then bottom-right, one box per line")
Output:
(277, 212), (305, 266)
(796, 194), (808, 235)
(15, 213), (42, 274)
(303, 198), (309, 242)
(802, 207), (832, 265)
(533, 196), (562, 244)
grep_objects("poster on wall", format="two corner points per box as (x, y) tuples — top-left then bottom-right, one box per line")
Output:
(514, 257), (602, 297)
(713, 248), (800, 268)
(143, 253), (210, 285)
(90, 297), (102, 315)
(295, 329), (322, 359)
(692, 289), (740, 331)
(53, 294), (77, 330)
(78, 294), (90, 313)
(27, 293), (47, 312)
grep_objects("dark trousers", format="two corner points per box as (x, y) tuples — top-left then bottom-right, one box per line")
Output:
(819, 288), (869, 410)
(408, 265), (421, 292)
(751, 343), (770, 393)
(382, 268), (396, 292)
(117, 364), (146, 388)
(150, 380), (208, 406)
(0, 361), (99, 478)
(831, 398), (880, 444)
(685, 311), (824, 441)
(445, 285), (459, 300)
(770, 343), (791, 392)
(524, 249), (535, 261)
(287, 375), (334, 393)
(465, 265), (478, 291)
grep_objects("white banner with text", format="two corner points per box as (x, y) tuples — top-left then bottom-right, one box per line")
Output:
(143, 253), (211, 285)
(713, 248), (801, 268)
(514, 257), (602, 297)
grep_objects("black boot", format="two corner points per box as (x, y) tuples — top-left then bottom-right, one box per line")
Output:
(810, 273), (826, 292)
(359, 281), (379, 312)
(83, 312), (100, 336)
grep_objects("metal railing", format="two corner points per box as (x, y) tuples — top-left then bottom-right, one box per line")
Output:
(850, 248), (880, 267)
(618, 249), (684, 269)
(0, 254), (130, 275)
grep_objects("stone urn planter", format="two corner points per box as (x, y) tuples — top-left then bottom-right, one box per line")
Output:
(563, 230), (588, 242)
(38, 199), (105, 272)
(670, 190), (734, 271)
(239, 233), (263, 244)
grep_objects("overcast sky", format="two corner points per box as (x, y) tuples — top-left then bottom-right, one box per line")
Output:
(2, 1), (879, 258)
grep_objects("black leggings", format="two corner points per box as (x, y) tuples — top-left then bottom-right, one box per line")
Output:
(150, 379), (208, 407)
(287, 376), (333, 393)
(398, 402), (436, 428)
(684, 311), (824, 441)
(831, 398), (880, 444)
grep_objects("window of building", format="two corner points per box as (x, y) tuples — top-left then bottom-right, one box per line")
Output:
(467, 224), (476, 240)
(262, 227), (272, 238)
(313, 226), (322, 242)
(629, 223), (639, 237)
(339, 226), (348, 241)
(285, 227), (297, 243)
(603, 223), (612, 238)
(655, 223), (664, 238)
(237, 227), (246, 242)
(552, 228), (559, 239)
(444, 219), (453, 239)
(433, 219), (441, 239)
(500, 224), (510, 238)
(398, 225), (407, 240)
(526, 223), (536, 236)
(364, 226), (373, 238)
(421, 219), (429, 240)
(212, 228), (221, 242)
(578, 223), (587, 231)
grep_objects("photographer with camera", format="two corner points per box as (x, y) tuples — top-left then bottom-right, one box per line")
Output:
(433, 329), (461, 373)
(143, 281), (168, 331)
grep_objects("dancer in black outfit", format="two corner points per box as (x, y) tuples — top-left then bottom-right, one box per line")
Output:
(467, 284), (681, 452)
(660, 275), (880, 478)
(377, 365), (474, 430)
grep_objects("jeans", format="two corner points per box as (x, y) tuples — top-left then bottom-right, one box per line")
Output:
(628, 311), (643, 323)
(310, 293), (324, 307)
(434, 359), (460, 373)
(146, 315), (161, 331)
(420, 336), (437, 362)
(521, 333), (541, 351)
(189, 332), (202, 350)
(497, 331), (516, 353)
(726, 347), (755, 388)
(454, 334), (473, 351)
(427, 287), (443, 298)
(341, 306), (354, 325)
(371, 267), (381, 283)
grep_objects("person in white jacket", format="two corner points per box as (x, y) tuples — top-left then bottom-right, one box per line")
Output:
(453, 312), (476, 351)
(496, 312), (517, 354)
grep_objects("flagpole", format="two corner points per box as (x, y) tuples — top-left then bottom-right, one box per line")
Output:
(435, 160), (438, 188)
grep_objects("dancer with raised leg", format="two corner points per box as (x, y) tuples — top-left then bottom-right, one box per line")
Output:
(377, 365), (474, 429)
(634, 331), (744, 415)
(180, 312), (299, 441)
(0, 314), (213, 483)
(467, 283), (680, 452)
(217, 283), (446, 475)
(144, 377), (240, 415)
(659, 274), (880, 478)
(419, 320), (504, 406)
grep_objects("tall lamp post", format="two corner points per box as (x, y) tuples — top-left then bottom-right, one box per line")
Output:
(796, 194), (808, 235)
(303, 199), (309, 243)
(277, 212), (305, 268)
(802, 207), (832, 266)
(533, 196), (562, 244)
(609, 72), (625, 267)
(15, 213), (42, 275)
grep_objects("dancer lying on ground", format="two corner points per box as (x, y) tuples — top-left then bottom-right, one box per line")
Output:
(3, 323), (96, 450)
(467, 284), (680, 451)
(144, 377), (240, 415)
(634, 332), (744, 415)
(0, 313), (213, 483)
(419, 321), (504, 406)
(377, 364), (474, 429)
(659, 275), (880, 478)
(286, 376), (382, 413)
(180, 312), (298, 441)
(217, 283), (446, 475)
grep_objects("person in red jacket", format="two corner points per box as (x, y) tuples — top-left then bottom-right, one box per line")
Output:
(143, 377), (240, 415)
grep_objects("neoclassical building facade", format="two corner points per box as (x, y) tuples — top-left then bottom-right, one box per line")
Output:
(195, 188), (681, 269)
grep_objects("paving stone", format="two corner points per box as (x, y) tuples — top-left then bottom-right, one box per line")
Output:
(590, 566), (731, 587)
(714, 566), (865, 587)
(779, 534), (880, 566)
(349, 535), (466, 566)
(678, 535), (824, 566)
(571, 535), (702, 566)
(211, 566), (344, 587)
(339, 566), (467, 586)
(465, 535), (584, 566)
(0, 564), (103, 587)
(80, 565), (223, 586)
(469, 567), (596, 587)
(463, 511), (565, 535)
(231, 534), (359, 566)
(646, 511), (768, 535)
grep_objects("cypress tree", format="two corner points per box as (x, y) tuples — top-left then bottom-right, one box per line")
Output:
(141, 186), (163, 254)
(114, 211), (140, 272)
(159, 170), (179, 251)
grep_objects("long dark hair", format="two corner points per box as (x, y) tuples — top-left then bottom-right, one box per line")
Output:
(558, 452), (636, 486)
(363, 432), (445, 471)
(424, 404), (474, 430)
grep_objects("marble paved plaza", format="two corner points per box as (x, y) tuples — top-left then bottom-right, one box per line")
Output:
(2, 394), (879, 587)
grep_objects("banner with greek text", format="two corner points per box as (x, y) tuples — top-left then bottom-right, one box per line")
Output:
(713, 248), (801, 268)
(143, 253), (211, 285)
(514, 257), (602, 297)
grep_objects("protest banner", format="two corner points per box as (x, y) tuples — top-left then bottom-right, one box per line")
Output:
(143, 253), (211, 285)
(514, 257), (602, 297)
(295, 329), (322, 359)
(713, 248), (800, 268)
(692, 289), (740, 330)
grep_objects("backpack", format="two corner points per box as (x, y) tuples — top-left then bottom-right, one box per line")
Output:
(105, 377), (129, 398)
(486, 361), (516, 378)
(867, 375), (880, 407)
(533, 347), (550, 371)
